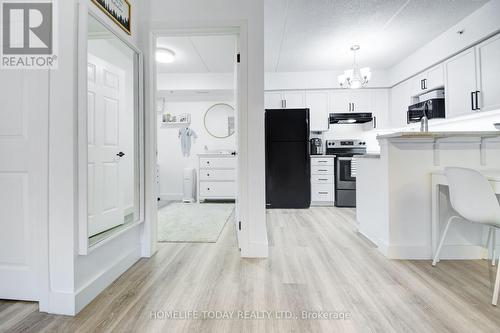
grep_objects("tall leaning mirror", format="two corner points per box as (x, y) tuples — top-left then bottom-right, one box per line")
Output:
(86, 14), (141, 247)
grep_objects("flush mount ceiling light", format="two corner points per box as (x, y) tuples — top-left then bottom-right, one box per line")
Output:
(156, 48), (176, 64)
(337, 45), (371, 89)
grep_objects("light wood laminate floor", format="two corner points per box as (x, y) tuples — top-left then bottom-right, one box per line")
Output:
(2, 207), (500, 332)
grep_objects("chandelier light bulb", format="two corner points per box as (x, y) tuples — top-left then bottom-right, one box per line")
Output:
(338, 45), (371, 89)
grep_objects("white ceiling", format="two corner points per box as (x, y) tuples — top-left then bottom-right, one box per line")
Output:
(265, 0), (489, 72)
(156, 35), (236, 73)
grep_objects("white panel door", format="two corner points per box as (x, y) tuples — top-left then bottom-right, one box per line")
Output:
(264, 91), (283, 109)
(88, 54), (126, 236)
(283, 90), (305, 109)
(445, 49), (477, 118)
(0, 71), (48, 301)
(476, 34), (500, 112)
(305, 90), (329, 131)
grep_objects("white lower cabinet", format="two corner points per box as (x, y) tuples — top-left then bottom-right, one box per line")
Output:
(198, 155), (236, 202)
(310, 156), (335, 206)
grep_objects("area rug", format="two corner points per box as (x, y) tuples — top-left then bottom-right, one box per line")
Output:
(157, 202), (234, 243)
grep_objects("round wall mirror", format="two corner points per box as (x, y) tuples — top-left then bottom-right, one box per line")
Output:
(204, 103), (235, 139)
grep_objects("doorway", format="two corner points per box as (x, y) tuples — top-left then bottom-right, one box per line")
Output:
(154, 33), (240, 244)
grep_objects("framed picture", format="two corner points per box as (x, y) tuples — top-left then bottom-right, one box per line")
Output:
(91, 0), (131, 35)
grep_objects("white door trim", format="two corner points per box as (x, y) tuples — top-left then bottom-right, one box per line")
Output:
(143, 24), (250, 257)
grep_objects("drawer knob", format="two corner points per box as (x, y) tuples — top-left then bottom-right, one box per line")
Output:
(207, 173), (210, 176)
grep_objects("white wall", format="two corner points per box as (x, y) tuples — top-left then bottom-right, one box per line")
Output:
(158, 72), (234, 91)
(157, 100), (236, 199)
(389, 0), (500, 85)
(43, 0), (144, 315)
(140, 0), (268, 258)
(265, 69), (390, 90)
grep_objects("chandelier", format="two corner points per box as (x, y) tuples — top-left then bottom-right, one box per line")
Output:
(337, 45), (371, 89)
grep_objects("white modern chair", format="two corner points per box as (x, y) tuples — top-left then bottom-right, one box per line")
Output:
(432, 167), (500, 305)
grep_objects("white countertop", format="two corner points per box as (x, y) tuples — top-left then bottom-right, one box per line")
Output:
(310, 155), (335, 158)
(432, 170), (500, 181)
(198, 152), (236, 157)
(377, 131), (500, 139)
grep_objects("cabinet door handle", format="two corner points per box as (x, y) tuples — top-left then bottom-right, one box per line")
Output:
(421, 79), (424, 90)
(424, 79), (427, 90)
(318, 192), (329, 195)
(318, 169), (328, 172)
(475, 90), (480, 110)
(471, 91), (475, 111)
(318, 178), (328, 181)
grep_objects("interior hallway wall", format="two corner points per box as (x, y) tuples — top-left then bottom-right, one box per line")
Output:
(140, 0), (268, 258)
(46, 0), (144, 315)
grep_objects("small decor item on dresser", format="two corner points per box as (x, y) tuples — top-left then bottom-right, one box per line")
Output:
(91, 0), (131, 35)
(494, 123), (500, 130)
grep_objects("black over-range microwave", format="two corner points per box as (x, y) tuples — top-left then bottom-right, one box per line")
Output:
(407, 98), (445, 124)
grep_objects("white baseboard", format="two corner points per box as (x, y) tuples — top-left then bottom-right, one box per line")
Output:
(377, 242), (487, 260)
(44, 290), (77, 316)
(74, 245), (141, 314)
(241, 241), (268, 258)
(159, 193), (183, 201)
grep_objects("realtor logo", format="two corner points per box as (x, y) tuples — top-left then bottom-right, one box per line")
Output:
(1, 0), (57, 69)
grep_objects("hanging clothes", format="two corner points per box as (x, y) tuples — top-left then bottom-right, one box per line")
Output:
(178, 127), (197, 157)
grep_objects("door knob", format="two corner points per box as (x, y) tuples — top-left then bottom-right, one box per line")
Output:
(117, 152), (125, 157)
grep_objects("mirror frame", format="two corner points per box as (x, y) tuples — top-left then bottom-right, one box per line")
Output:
(203, 103), (236, 139)
(77, 4), (145, 255)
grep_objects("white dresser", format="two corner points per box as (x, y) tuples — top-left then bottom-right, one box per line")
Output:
(310, 156), (335, 206)
(198, 153), (237, 202)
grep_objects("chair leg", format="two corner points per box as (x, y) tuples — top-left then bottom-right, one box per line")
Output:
(486, 227), (492, 259)
(432, 217), (454, 266)
(492, 257), (500, 306)
(492, 229), (497, 266)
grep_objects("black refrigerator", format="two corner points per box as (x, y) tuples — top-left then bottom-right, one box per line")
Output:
(265, 109), (311, 209)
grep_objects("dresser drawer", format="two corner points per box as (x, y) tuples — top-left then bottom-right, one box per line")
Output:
(311, 175), (334, 184)
(199, 181), (236, 198)
(311, 158), (334, 166)
(199, 169), (236, 181)
(311, 184), (334, 202)
(200, 157), (236, 169)
(311, 165), (334, 175)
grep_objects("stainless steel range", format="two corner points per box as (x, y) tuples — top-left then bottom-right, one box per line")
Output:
(326, 140), (367, 207)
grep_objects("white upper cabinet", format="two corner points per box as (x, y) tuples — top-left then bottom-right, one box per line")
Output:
(426, 65), (445, 91)
(330, 89), (372, 113)
(264, 90), (305, 109)
(349, 90), (372, 112)
(476, 34), (500, 112)
(371, 89), (390, 129)
(444, 48), (478, 118)
(305, 90), (330, 132)
(330, 90), (350, 112)
(282, 90), (305, 109)
(265, 91), (284, 109)
(390, 80), (412, 128)
(411, 64), (444, 96)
